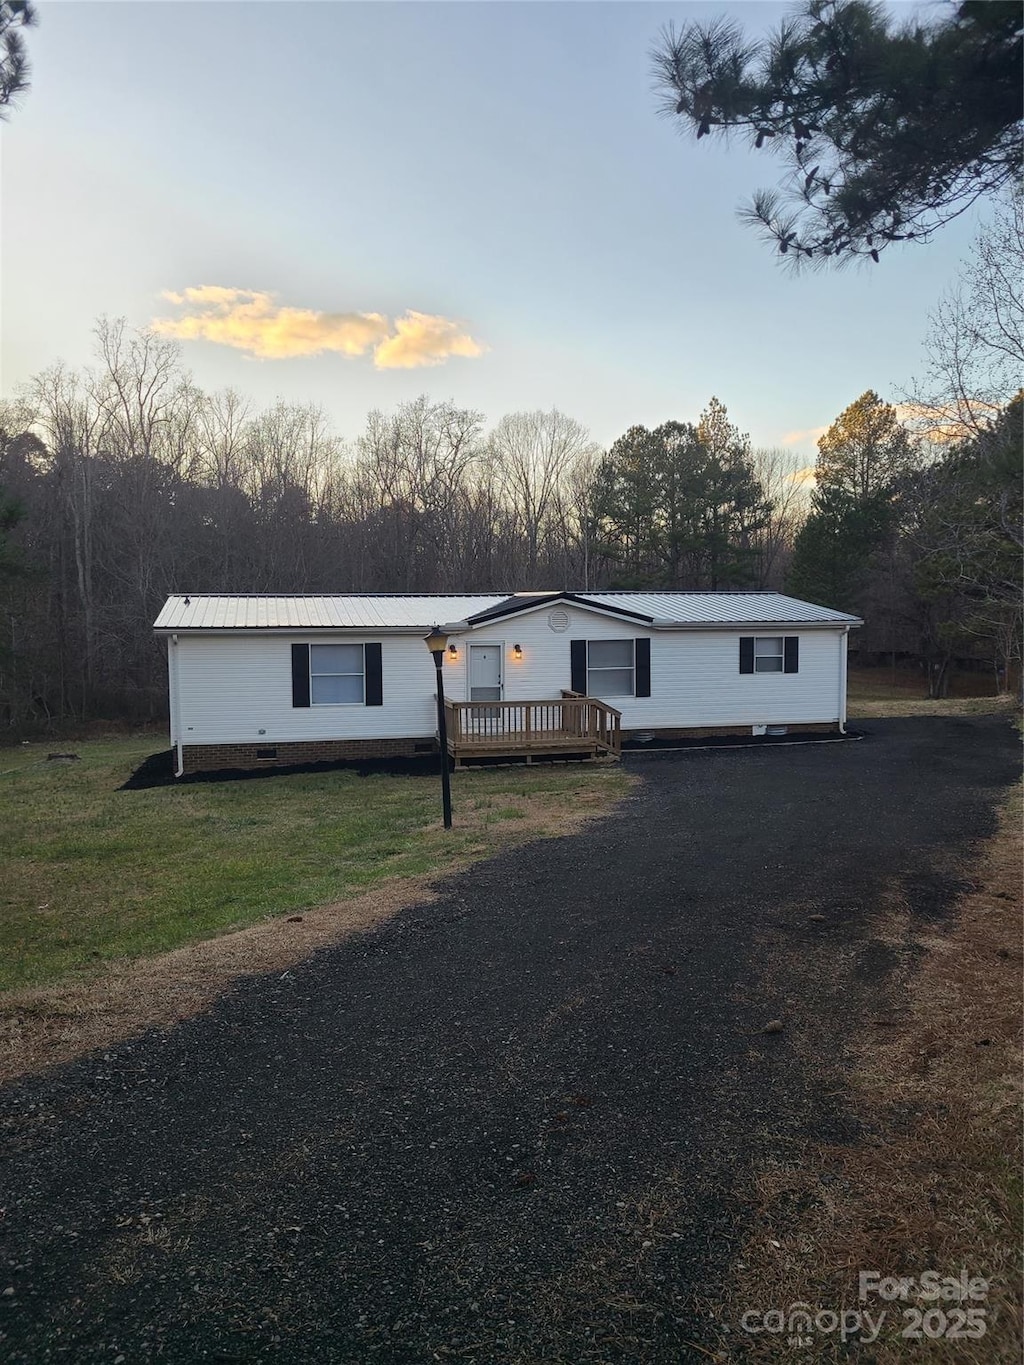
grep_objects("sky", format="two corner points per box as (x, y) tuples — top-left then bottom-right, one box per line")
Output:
(0, 0), (990, 460)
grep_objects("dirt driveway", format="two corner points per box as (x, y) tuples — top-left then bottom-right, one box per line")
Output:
(0, 716), (1018, 1364)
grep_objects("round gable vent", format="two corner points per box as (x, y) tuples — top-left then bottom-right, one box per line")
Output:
(548, 609), (570, 633)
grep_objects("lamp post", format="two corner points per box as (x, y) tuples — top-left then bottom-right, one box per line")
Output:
(424, 625), (453, 829)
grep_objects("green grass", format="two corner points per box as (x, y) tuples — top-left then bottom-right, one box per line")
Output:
(0, 741), (629, 992)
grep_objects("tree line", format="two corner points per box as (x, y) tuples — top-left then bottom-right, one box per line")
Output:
(1, 197), (1020, 730)
(789, 388), (1022, 696)
(0, 321), (807, 728)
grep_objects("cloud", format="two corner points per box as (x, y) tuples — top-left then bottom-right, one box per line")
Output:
(373, 310), (486, 369)
(893, 400), (993, 444)
(780, 424), (828, 447)
(152, 287), (485, 368)
(786, 464), (817, 487)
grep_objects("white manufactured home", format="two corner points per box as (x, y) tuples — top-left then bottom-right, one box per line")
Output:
(154, 591), (862, 774)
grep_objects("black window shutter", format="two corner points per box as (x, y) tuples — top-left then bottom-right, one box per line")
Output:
(364, 642), (383, 705)
(291, 643), (311, 707)
(784, 636), (799, 673)
(739, 637), (755, 674)
(635, 638), (651, 697)
(570, 639), (587, 694)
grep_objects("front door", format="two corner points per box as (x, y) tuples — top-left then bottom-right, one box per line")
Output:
(469, 643), (503, 702)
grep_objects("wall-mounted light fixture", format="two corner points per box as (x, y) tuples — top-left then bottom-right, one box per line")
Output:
(447, 642), (459, 659)
(512, 643), (523, 661)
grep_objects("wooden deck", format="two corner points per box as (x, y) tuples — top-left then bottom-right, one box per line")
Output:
(443, 690), (622, 765)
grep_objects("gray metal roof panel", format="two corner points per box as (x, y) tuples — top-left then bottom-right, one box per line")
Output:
(583, 591), (859, 625)
(153, 594), (508, 631)
(153, 592), (860, 631)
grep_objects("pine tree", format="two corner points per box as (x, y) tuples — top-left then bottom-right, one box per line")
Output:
(1, 2), (35, 116)
(652, 0), (1023, 264)
(788, 392), (913, 609)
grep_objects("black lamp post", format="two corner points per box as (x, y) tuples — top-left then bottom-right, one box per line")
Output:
(424, 625), (453, 829)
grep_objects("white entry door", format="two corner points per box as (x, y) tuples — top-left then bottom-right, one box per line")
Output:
(469, 643), (503, 702)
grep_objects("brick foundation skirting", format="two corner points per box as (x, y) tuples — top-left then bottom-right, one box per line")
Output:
(622, 721), (841, 741)
(181, 722), (842, 773)
(181, 737), (433, 774)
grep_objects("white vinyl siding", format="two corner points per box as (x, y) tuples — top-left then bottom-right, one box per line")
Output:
(754, 637), (784, 673)
(587, 639), (635, 697)
(310, 643), (364, 704)
(452, 606), (844, 729)
(168, 606), (846, 746)
(172, 635), (439, 744)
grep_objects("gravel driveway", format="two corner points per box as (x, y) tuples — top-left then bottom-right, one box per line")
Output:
(0, 716), (1018, 1364)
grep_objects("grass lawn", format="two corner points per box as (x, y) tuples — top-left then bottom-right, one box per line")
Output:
(848, 666), (1019, 719)
(0, 739), (630, 994)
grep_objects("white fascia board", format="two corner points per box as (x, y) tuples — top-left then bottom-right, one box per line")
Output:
(649, 618), (863, 631)
(465, 598), (652, 629)
(151, 624), (467, 638)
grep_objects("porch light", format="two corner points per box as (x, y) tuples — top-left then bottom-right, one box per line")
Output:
(424, 626), (453, 830)
(512, 643), (523, 660)
(447, 642), (458, 659)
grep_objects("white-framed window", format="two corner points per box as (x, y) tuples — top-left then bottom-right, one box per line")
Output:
(587, 639), (635, 697)
(754, 637), (784, 673)
(310, 643), (365, 704)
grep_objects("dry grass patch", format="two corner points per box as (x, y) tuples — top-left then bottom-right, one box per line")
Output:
(850, 694), (1019, 720)
(847, 666), (1019, 720)
(0, 760), (634, 1084)
(718, 784), (1023, 1362)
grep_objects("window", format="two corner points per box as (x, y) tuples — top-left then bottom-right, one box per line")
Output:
(292, 642), (382, 708)
(310, 643), (365, 704)
(587, 639), (635, 697)
(754, 637), (784, 673)
(739, 635), (799, 675)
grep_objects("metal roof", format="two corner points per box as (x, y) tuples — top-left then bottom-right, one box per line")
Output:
(153, 595), (509, 631)
(583, 591), (860, 625)
(154, 592), (860, 632)
(466, 591), (655, 625)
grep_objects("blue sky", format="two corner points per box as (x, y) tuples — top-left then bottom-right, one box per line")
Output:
(1, 1), (987, 458)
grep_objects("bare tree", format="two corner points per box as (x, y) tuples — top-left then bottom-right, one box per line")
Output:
(194, 388), (252, 490)
(92, 318), (191, 464)
(27, 365), (109, 712)
(355, 397), (484, 590)
(749, 446), (810, 588)
(488, 409), (600, 584)
(905, 196), (1024, 440)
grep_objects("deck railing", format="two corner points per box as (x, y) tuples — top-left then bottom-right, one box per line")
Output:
(442, 693), (621, 758)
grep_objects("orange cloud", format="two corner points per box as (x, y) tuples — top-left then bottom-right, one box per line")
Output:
(893, 401), (992, 444)
(786, 464), (817, 487)
(153, 287), (485, 369)
(373, 310), (486, 369)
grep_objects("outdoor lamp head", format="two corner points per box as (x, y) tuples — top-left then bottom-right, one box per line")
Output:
(424, 625), (449, 656)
